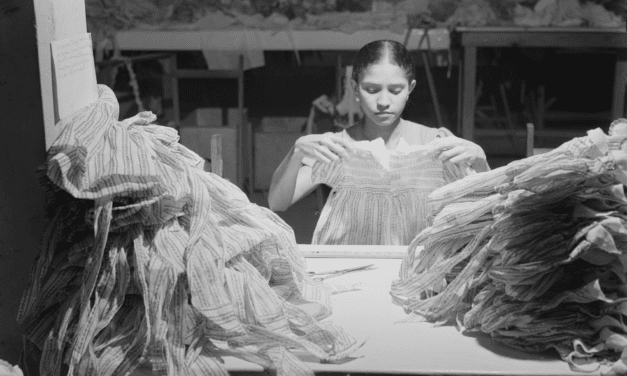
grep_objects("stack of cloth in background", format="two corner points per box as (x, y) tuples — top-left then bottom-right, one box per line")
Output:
(392, 127), (627, 375)
(18, 85), (360, 376)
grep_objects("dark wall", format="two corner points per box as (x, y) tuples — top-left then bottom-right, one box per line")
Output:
(0, 0), (47, 364)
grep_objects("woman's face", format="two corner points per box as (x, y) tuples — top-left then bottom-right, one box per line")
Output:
(353, 61), (416, 128)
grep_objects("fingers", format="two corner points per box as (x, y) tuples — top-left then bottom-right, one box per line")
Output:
(315, 138), (351, 162)
(448, 152), (474, 165)
(434, 146), (466, 163)
(426, 137), (458, 156)
(297, 135), (353, 164)
(325, 137), (353, 159)
(312, 149), (333, 164)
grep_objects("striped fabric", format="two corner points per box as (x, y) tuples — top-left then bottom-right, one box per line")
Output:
(18, 85), (360, 376)
(310, 122), (474, 245)
(391, 128), (627, 374)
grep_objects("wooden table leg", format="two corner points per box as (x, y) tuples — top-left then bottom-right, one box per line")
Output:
(457, 54), (463, 135)
(611, 50), (627, 121)
(462, 46), (477, 141)
(157, 54), (176, 123)
(166, 54), (180, 126)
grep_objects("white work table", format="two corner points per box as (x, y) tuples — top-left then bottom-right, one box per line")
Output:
(224, 245), (601, 375)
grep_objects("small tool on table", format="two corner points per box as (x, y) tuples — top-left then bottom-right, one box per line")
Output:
(307, 264), (375, 282)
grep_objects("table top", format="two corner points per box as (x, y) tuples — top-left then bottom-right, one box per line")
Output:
(456, 26), (627, 33)
(114, 28), (450, 52)
(454, 26), (627, 48)
(223, 248), (606, 375)
(298, 244), (407, 258)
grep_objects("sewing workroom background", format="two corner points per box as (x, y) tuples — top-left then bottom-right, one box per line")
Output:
(2, 0), (627, 375)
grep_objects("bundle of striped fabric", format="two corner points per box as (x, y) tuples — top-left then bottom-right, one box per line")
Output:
(392, 127), (627, 374)
(18, 85), (360, 376)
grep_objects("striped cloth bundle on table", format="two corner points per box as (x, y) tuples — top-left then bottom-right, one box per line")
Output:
(391, 127), (627, 375)
(18, 85), (361, 376)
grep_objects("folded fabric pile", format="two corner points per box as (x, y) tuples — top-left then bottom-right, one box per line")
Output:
(18, 85), (360, 376)
(391, 128), (627, 374)
(513, 0), (625, 28)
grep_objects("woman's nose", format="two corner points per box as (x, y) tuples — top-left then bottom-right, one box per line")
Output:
(377, 92), (391, 107)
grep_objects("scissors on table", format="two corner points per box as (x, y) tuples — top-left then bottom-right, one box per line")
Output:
(307, 264), (375, 282)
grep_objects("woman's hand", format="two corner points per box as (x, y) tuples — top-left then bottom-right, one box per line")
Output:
(426, 135), (487, 166)
(312, 95), (336, 115)
(294, 133), (352, 164)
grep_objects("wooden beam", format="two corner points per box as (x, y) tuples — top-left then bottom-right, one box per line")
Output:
(462, 46), (477, 141)
(459, 28), (627, 48)
(34, 0), (89, 148)
(612, 50), (627, 120)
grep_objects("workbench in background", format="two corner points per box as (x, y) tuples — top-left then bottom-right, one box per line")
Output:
(112, 28), (451, 194)
(455, 27), (627, 147)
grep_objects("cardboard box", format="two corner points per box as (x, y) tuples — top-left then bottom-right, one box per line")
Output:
(261, 117), (307, 133)
(181, 107), (248, 127)
(254, 132), (304, 190)
(179, 126), (238, 185)
(181, 108), (222, 127)
(178, 107), (251, 191)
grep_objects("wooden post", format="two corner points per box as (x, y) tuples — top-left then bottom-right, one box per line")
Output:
(0, 0), (87, 366)
(462, 46), (477, 141)
(457, 55), (463, 135)
(612, 50), (627, 121)
(34, 0), (89, 148)
(526, 123), (535, 157)
(211, 134), (223, 177)
(336, 54), (342, 100)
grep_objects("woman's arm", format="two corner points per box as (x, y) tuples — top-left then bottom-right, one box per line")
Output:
(268, 146), (317, 212)
(268, 133), (353, 212)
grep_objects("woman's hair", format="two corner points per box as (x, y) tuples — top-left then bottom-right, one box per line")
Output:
(351, 40), (415, 83)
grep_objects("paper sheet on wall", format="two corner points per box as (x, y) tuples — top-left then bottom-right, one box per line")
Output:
(201, 30), (265, 70)
(51, 33), (98, 122)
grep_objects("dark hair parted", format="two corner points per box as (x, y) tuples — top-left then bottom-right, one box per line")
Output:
(351, 40), (415, 83)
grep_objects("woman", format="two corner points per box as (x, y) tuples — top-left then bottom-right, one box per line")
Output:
(268, 40), (489, 245)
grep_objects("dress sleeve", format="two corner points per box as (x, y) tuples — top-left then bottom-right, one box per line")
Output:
(310, 159), (344, 188)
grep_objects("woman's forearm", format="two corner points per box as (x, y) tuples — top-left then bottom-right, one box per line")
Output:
(268, 145), (305, 211)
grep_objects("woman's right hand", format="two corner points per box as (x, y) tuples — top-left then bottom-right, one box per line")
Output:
(312, 95), (336, 115)
(294, 133), (353, 164)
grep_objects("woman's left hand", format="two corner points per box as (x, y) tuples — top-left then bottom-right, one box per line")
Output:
(425, 135), (487, 167)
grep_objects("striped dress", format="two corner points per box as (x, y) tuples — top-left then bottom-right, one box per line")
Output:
(310, 120), (473, 245)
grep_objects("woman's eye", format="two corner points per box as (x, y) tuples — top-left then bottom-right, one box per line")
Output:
(365, 88), (379, 94)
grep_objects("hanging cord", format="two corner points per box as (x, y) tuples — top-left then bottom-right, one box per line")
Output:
(122, 57), (145, 112)
(284, 26), (301, 66)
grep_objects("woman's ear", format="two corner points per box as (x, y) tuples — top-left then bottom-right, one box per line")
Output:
(351, 79), (359, 96)
(408, 79), (417, 94)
